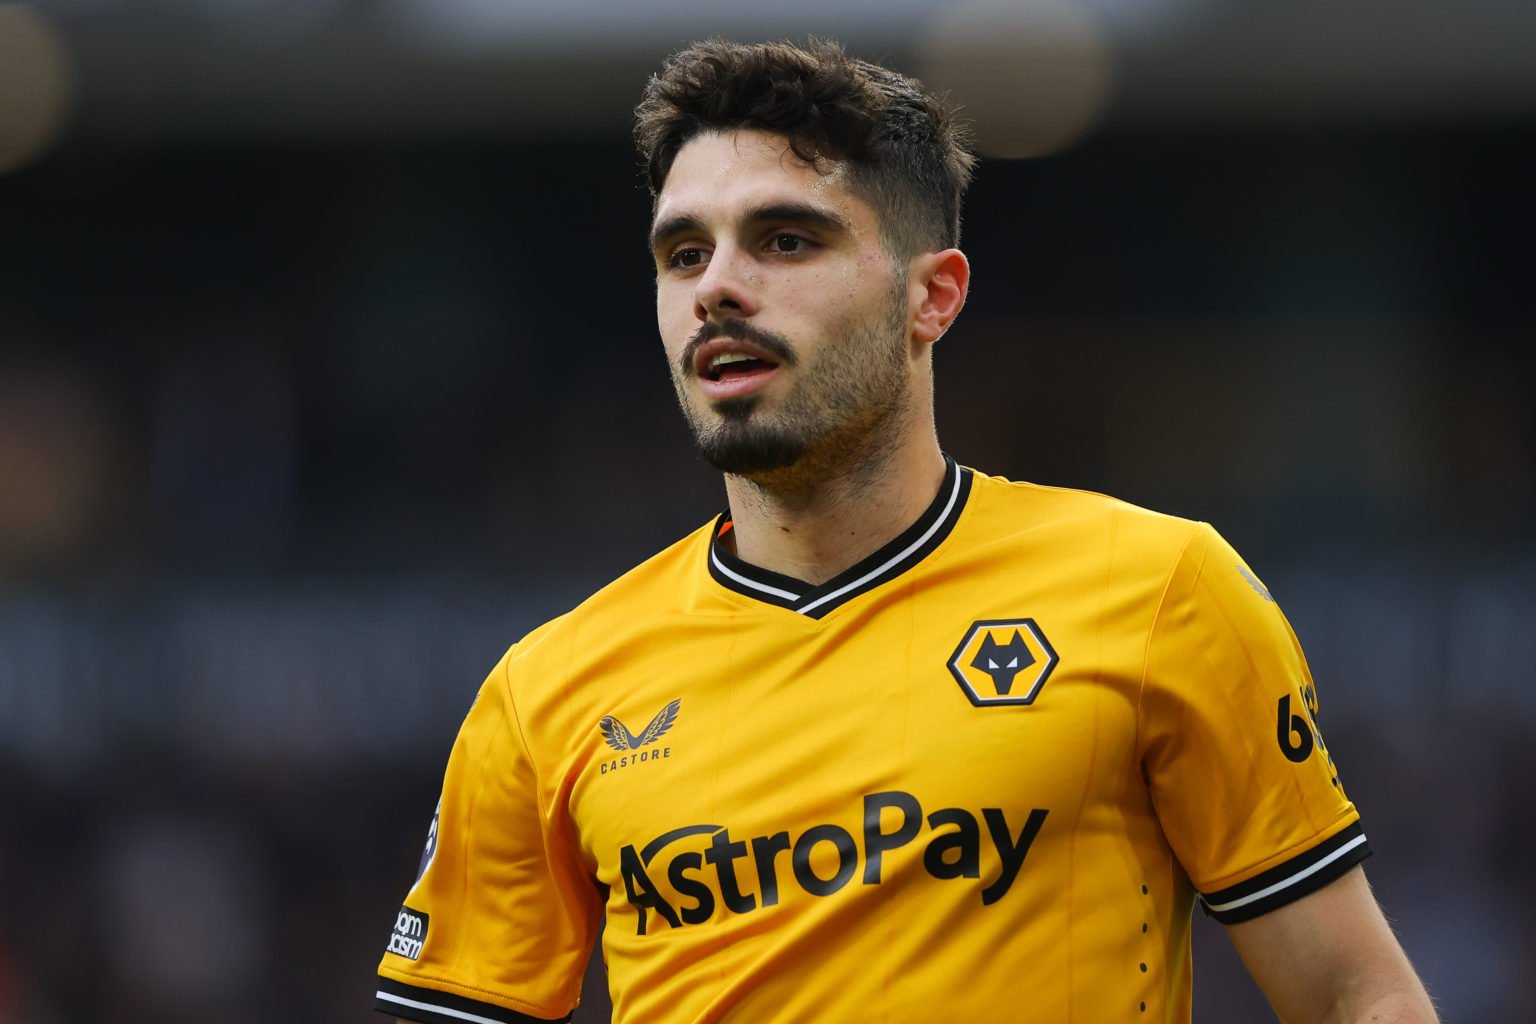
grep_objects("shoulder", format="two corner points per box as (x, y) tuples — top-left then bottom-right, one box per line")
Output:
(959, 466), (1207, 573)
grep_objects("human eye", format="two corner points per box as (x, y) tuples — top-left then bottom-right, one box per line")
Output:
(665, 245), (710, 271)
(766, 233), (812, 255)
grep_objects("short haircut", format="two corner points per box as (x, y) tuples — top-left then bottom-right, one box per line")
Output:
(634, 37), (976, 260)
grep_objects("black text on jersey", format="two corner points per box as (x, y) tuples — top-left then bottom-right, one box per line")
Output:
(618, 790), (1049, 935)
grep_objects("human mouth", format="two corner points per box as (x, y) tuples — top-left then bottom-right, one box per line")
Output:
(693, 338), (782, 400)
(703, 350), (776, 381)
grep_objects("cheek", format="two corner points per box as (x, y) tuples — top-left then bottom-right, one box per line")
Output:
(655, 281), (683, 320)
(656, 301), (694, 366)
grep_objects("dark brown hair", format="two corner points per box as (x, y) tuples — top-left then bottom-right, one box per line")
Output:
(634, 38), (975, 259)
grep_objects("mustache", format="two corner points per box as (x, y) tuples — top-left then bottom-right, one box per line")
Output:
(679, 319), (799, 378)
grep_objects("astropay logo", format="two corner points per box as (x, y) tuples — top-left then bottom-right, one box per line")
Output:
(617, 790), (1050, 936)
(387, 906), (429, 961)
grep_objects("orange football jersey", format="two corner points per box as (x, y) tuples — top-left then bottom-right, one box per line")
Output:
(377, 459), (1365, 1023)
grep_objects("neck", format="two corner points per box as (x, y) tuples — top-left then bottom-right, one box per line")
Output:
(721, 428), (947, 586)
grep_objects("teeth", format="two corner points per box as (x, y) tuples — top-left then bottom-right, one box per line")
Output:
(710, 352), (756, 370)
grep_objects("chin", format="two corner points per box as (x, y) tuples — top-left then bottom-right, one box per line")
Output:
(711, 395), (761, 422)
(694, 420), (809, 476)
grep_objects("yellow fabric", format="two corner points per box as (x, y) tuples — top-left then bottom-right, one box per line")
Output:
(378, 468), (1358, 1023)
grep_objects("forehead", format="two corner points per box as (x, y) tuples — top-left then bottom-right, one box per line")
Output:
(653, 129), (873, 230)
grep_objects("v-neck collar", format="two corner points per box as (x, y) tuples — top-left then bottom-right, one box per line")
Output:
(706, 456), (973, 619)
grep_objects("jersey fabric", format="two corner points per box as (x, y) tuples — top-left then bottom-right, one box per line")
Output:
(376, 458), (1367, 1024)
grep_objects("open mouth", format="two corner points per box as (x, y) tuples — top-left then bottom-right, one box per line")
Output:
(703, 352), (777, 381)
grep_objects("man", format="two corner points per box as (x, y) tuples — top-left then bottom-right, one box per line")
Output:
(376, 38), (1437, 1024)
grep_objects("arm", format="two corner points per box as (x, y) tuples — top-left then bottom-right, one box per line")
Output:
(1227, 865), (1437, 1024)
(1138, 527), (1432, 1021)
(374, 652), (598, 1024)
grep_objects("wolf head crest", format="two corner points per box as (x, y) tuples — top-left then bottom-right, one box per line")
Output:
(948, 618), (1059, 707)
(969, 630), (1036, 695)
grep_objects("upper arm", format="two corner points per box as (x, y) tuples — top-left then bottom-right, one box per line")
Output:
(1227, 865), (1437, 1024)
(374, 653), (599, 1024)
(1140, 524), (1367, 918)
(1138, 526), (1435, 1021)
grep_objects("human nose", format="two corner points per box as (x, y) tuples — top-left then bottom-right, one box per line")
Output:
(693, 245), (760, 323)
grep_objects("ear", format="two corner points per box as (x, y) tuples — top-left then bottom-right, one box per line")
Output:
(909, 248), (970, 347)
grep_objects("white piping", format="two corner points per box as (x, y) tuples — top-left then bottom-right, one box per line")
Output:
(709, 547), (801, 601)
(377, 990), (519, 1024)
(796, 467), (964, 616)
(1203, 834), (1368, 913)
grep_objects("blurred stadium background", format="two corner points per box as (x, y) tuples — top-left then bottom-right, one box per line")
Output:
(1, 0), (1533, 1020)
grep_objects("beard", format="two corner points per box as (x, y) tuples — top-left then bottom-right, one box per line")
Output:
(672, 277), (911, 482)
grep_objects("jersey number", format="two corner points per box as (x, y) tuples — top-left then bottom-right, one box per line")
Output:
(1275, 693), (1314, 763)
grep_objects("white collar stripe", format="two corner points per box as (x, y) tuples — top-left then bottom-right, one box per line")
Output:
(709, 546), (802, 601)
(795, 466), (965, 616)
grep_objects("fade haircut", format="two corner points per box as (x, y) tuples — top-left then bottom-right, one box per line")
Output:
(634, 37), (976, 260)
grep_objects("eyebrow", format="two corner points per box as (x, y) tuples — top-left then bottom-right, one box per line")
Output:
(648, 201), (851, 255)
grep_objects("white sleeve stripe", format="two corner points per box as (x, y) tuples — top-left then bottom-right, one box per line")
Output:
(1202, 833), (1369, 913)
(376, 989), (512, 1024)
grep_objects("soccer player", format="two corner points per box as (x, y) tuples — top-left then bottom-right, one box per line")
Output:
(376, 38), (1437, 1024)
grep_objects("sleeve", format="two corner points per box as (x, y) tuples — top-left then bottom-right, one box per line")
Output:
(1138, 522), (1370, 925)
(375, 649), (602, 1023)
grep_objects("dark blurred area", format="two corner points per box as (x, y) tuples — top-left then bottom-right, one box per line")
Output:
(1, 2), (1533, 1021)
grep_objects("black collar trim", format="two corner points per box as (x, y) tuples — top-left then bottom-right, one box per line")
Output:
(707, 456), (973, 619)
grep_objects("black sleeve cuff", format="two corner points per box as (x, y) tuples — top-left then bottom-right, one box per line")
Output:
(1199, 821), (1372, 924)
(375, 976), (572, 1024)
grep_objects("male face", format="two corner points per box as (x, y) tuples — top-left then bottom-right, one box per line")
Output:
(649, 129), (918, 482)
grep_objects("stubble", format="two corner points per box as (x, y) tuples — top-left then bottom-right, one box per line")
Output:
(671, 276), (912, 493)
